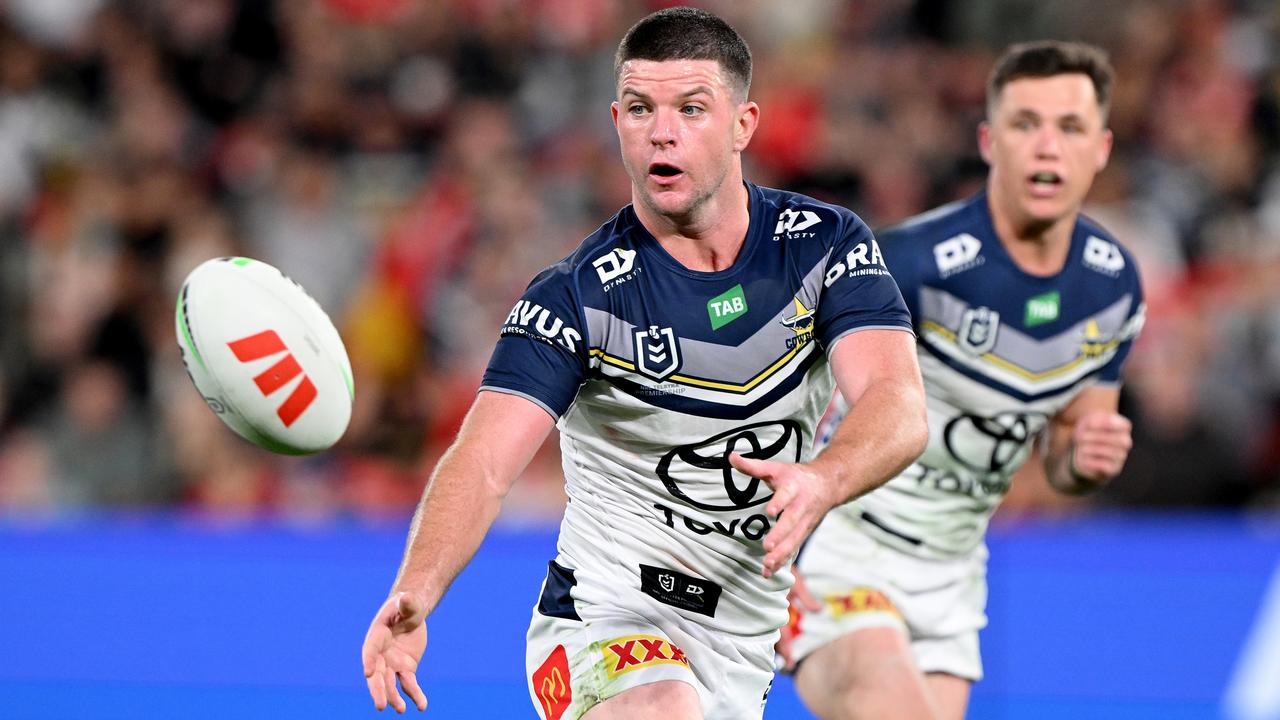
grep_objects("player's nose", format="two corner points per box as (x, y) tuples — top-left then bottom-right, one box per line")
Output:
(649, 107), (678, 146)
(1033, 126), (1062, 158)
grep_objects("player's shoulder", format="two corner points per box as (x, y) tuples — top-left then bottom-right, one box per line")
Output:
(876, 193), (984, 248)
(1074, 212), (1142, 289)
(523, 208), (637, 299)
(754, 184), (869, 244)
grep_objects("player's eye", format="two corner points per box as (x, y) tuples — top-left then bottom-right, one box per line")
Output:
(680, 105), (704, 116)
(1012, 118), (1035, 131)
(628, 104), (649, 116)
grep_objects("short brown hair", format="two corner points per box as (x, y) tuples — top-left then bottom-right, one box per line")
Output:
(615, 7), (752, 100)
(987, 40), (1114, 122)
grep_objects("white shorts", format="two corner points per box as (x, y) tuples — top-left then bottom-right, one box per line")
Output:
(525, 560), (776, 720)
(789, 510), (989, 681)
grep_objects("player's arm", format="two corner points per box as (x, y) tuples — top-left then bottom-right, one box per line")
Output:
(362, 390), (555, 711)
(809, 330), (928, 505)
(732, 329), (927, 577)
(1042, 385), (1132, 495)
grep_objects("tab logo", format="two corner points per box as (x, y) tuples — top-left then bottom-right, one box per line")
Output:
(1083, 236), (1125, 275)
(1024, 291), (1060, 327)
(593, 248), (637, 286)
(602, 635), (689, 679)
(226, 329), (317, 427)
(707, 284), (748, 330)
(773, 208), (822, 239)
(634, 325), (681, 381)
(934, 233), (984, 277)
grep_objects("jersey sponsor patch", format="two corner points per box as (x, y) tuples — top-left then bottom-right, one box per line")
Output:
(531, 644), (572, 720)
(601, 634), (689, 679)
(707, 284), (748, 330)
(774, 208), (822, 238)
(640, 564), (723, 617)
(1083, 235), (1125, 276)
(824, 587), (902, 619)
(933, 233), (984, 277)
(502, 299), (582, 353)
(823, 237), (889, 286)
(592, 247), (639, 291)
(1024, 291), (1060, 327)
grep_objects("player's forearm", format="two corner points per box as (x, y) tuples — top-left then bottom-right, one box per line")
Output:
(388, 441), (514, 612)
(810, 378), (927, 504)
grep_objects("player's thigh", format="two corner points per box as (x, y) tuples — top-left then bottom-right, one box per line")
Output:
(582, 679), (702, 720)
(793, 626), (934, 720)
(926, 672), (971, 720)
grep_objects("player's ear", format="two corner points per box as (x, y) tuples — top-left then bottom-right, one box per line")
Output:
(611, 101), (621, 130)
(977, 122), (993, 165)
(734, 101), (760, 152)
(1096, 127), (1114, 172)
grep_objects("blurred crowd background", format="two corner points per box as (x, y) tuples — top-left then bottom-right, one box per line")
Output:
(0, 0), (1278, 521)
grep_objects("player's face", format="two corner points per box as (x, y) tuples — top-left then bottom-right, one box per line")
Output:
(612, 59), (758, 222)
(980, 74), (1113, 228)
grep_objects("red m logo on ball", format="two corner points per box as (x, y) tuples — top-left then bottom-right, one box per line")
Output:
(226, 330), (318, 427)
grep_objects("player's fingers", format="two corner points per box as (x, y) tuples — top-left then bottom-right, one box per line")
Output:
(729, 452), (778, 484)
(766, 479), (797, 518)
(399, 667), (428, 712)
(384, 664), (405, 713)
(362, 632), (382, 678)
(367, 655), (388, 710)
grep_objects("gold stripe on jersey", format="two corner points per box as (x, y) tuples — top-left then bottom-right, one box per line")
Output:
(589, 340), (809, 395)
(921, 320), (1122, 382)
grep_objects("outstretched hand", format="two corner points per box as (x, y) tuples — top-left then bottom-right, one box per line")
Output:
(728, 452), (837, 579)
(362, 591), (429, 713)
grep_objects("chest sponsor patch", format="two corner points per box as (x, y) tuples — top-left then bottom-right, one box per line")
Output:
(639, 563), (723, 618)
(707, 284), (748, 330)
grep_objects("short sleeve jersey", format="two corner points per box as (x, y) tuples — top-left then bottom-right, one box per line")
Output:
(823, 191), (1145, 558)
(482, 183), (911, 636)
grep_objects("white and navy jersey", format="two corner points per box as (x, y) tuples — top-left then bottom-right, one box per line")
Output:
(482, 182), (912, 637)
(824, 191), (1144, 559)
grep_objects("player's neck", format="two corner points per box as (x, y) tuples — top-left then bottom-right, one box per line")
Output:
(636, 180), (751, 273)
(987, 190), (1076, 277)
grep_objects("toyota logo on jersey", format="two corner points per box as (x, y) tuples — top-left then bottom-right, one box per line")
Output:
(942, 411), (1047, 475)
(656, 420), (802, 511)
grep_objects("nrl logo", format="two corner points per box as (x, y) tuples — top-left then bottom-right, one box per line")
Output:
(957, 307), (1000, 355)
(634, 325), (681, 381)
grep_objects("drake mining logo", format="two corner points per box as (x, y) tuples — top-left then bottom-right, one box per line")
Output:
(780, 297), (816, 350)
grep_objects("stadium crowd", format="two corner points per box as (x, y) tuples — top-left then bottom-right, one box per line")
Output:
(0, 0), (1277, 520)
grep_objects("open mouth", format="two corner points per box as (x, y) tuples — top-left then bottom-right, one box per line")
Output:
(1028, 171), (1063, 187)
(649, 162), (683, 180)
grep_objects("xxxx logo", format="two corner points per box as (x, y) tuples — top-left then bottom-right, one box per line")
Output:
(226, 330), (317, 427)
(602, 635), (688, 679)
(824, 588), (901, 620)
(531, 644), (571, 720)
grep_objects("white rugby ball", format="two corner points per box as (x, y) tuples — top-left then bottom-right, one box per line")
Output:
(175, 257), (354, 455)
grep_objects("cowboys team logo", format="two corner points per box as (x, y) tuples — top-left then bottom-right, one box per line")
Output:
(780, 297), (816, 350)
(957, 306), (1000, 355)
(634, 325), (681, 381)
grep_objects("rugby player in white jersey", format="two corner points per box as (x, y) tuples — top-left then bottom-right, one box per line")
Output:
(360, 7), (928, 718)
(780, 41), (1145, 720)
